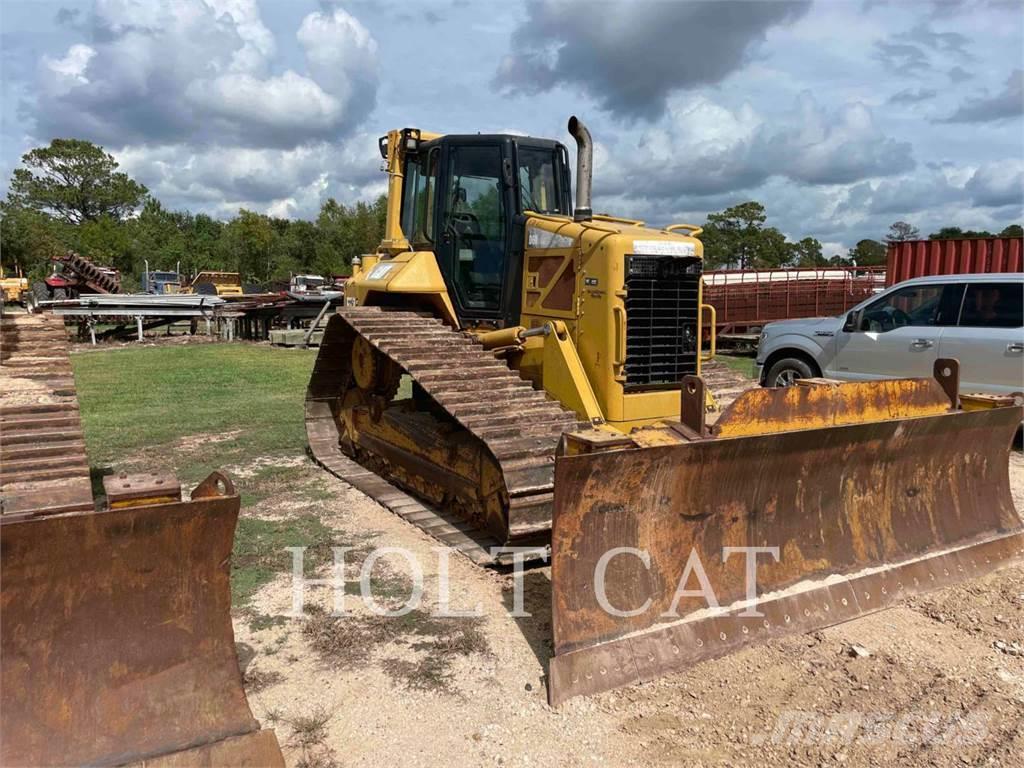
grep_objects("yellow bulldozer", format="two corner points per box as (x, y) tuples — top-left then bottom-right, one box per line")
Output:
(305, 117), (1023, 705)
(1, 262), (30, 306)
(183, 270), (244, 296)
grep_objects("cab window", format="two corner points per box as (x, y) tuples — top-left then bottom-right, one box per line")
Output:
(400, 151), (436, 246)
(860, 283), (962, 332)
(959, 282), (1024, 328)
(444, 145), (507, 311)
(518, 147), (560, 214)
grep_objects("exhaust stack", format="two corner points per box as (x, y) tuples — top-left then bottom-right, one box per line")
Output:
(568, 116), (592, 222)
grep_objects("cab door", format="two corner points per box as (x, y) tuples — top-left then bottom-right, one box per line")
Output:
(939, 280), (1024, 394)
(434, 142), (514, 324)
(828, 282), (962, 380)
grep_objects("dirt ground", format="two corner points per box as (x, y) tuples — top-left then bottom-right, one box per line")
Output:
(232, 361), (1024, 768)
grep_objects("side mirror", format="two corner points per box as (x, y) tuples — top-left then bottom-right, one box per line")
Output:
(842, 311), (859, 333)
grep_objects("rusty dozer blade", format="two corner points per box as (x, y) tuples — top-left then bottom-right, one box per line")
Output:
(1, 471), (285, 767)
(2, 312), (283, 765)
(548, 363), (1024, 706)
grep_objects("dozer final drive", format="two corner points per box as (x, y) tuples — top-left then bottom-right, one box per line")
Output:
(305, 117), (1024, 703)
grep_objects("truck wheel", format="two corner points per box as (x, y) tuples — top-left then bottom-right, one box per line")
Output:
(52, 288), (68, 301)
(766, 357), (815, 388)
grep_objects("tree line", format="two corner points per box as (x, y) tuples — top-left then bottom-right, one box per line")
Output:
(699, 203), (1022, 271)
(1, 139), (1020, 285)
(0, 139), (385, 290)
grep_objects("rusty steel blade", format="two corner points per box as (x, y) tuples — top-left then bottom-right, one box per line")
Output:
(548, 406), (1024, 705)
(0, 488), (284, 767)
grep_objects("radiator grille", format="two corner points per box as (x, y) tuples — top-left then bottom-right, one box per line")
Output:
(624, 255), (701, 390)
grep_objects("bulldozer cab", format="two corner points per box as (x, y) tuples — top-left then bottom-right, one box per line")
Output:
(400, 132), (572, 327)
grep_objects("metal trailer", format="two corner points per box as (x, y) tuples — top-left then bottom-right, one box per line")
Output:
(46, 293), (225, 341)
(702, 267), (885, 342)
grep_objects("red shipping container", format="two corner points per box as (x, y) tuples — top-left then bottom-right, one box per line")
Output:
(885, 237), (1023, 286)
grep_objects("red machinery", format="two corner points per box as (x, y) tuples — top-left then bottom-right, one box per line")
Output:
(44, 252), (121, 299)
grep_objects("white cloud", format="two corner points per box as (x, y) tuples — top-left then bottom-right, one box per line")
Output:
(595, 92), (913, 202)
(761, 97), (914, 185)
(185, 71), (343, 133)
(298, 8), (378, 101)
(939, 69), (1024, 123)
(31, 1), (379, 148)
(3, 0), (1020, 248)
(496, 0), (811, 119)
(965, 160), (1024, 207)
(14, 0), (385, 221)
(204, 0), (276, 72)
(114, 135), (385, 219)
(43, 44), (95, 87)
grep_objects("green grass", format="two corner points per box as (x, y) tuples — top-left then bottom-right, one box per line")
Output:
(71, 343), (316, 468)
(70, 342), (359, 609)
(239, 463), (325, 507)
(715, 353), (757, 380)
(231, 514), (340, 605)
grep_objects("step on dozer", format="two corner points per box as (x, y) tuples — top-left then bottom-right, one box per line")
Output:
(548, 361), (1024, 705)
(1, 313), (284, 766)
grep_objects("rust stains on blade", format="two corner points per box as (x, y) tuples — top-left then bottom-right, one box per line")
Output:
(121, 730), (287, 767)
(0, 491), (283, 767)
(549, 532), (1024, 705)
(713, 377), (952, 438)
(1, 314), (284, 766)
(549, 406), (1023, 704)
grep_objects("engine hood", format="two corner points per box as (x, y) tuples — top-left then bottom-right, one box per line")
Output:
(763, 315), (844, 334)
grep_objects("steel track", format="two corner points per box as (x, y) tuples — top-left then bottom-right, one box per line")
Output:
(306, 306), (584, 564)
(1, 313), (93, 517)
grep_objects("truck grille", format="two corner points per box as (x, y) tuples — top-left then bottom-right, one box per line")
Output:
(624, 255), (701, 390)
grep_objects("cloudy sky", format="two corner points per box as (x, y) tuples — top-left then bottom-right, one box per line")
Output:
(1, 0), (1022, 255)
